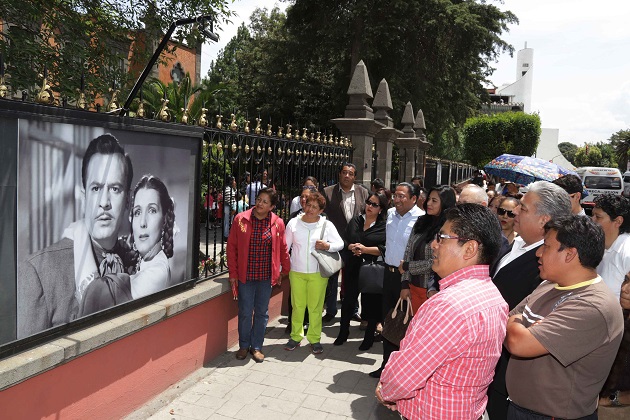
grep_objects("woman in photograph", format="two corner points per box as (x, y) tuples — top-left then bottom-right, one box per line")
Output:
(80, 175), (175, 313)
(399, 185), (456, 313)
(227, 188), (290, 363)
(127, 175), (175, 298)
(284, 192), (344, 354)
(334, 191), (387, 350)
(497, 196), (519, 246)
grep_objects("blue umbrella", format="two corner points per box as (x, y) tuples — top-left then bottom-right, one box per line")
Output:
(484, 154), (578, 185)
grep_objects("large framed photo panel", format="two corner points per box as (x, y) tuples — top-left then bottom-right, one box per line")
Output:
(0, 105), (202, 351)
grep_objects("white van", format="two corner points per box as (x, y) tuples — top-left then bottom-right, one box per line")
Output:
(623, 171), (630, 197)
(575, 167), (624, 208)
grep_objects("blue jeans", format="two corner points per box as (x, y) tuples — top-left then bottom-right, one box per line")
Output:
(237, 279), (272, 351)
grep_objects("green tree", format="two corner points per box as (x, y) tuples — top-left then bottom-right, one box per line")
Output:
(558, 142), (578, 165)
(207, 1), (517, 153)
(574, 144), (604, 167)
(462, 112), (541, 167)
(0, 1), (232, 105)
(610, 129), (630, 171)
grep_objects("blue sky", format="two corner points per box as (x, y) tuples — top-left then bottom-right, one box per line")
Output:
(201, 0), (630, 146)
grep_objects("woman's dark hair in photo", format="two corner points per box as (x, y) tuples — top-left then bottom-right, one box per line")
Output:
(414, 185), (457, 237)
(130, 175), (176, 259)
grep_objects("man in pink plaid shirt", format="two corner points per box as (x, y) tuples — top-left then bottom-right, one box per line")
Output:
(376, 204), (509, 420)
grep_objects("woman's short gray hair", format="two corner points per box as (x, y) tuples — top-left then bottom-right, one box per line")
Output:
(527, 181), (572, 220)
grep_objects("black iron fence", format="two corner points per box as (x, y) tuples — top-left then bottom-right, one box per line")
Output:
(199, 125), (353, 278)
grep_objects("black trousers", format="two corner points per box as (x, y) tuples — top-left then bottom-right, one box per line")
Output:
(380, 266), (402, 369)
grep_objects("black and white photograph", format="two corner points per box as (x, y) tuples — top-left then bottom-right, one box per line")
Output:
(13, 119), (198, 341)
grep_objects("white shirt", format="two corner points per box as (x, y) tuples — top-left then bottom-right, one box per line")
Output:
(290, 196), (301, 214)
(285, 215), (345, 274)
(246, 181), (266, 205)
(341, 185), (356, 223)
(384, 206), (423, 266)
(597, 232), (630, 298)
(494, 236), (544, 275)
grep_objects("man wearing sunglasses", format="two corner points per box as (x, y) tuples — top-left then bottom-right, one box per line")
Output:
(487, 181), (571, 420)
(376, 204), (508, 419)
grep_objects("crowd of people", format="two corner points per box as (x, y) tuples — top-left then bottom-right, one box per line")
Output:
(225, 164), (630, 420)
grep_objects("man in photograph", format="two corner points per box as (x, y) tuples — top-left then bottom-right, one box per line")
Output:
(17, 134), (133, 338)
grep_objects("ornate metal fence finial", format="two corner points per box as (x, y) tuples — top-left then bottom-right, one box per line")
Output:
(215, 114), (223, 129)
(229, 113), (237, 131)
(302, 128), (308, 141)
(36, 70), (56, 105)
(254, 117), (261, 134)
(158, 97), (170, 121)
(198, 108), (208, 126)
(285, 124), (292, 139)
(266, 123), (272, 136)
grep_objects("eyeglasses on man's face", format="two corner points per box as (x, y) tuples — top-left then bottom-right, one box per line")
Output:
(497, 207), (516, 218)
(365, 199), (380, 208)
(434, 233), (474, 243)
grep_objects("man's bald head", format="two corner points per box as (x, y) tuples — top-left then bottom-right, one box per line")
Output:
(458, 184), (489, 206)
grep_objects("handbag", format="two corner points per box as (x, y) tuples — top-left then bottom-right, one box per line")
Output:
(310, 220), (344, 278)
(381, 297), (413, 346)
(358, 257), (385, 294)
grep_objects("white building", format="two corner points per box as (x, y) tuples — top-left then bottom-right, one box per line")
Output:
(488, 43), (574, 171)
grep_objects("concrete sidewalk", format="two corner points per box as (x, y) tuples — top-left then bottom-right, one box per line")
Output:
(126, 316), (400, 420)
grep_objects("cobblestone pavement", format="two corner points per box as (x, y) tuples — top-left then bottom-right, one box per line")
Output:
(126, 315), (400, 420)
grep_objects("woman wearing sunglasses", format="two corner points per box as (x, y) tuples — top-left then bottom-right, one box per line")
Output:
(497, 196), (519, 246)
(334, 192), (388, 349)
(399, 185), (457, 313)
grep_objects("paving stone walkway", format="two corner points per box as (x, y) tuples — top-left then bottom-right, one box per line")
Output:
(126, 315), (400, 420)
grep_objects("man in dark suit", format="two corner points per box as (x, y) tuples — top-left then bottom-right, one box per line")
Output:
(322, 163), (370, 322)
(17, 134), (133, 338)
(486, 181), (571, 419)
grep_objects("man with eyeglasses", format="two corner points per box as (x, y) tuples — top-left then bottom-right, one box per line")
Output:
(376, 204), (508, 420)
(322, 164), (370, 322)
(370, 182), (422, 379)
(486, 181), (572, 420)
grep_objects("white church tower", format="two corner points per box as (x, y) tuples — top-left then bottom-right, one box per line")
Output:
(496, 43), (534, 113)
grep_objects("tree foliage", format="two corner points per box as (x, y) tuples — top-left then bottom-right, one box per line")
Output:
(0, 0), (232, 105)
(610, 129), (630, 171)
(462, 112), (541, 167)
(558, 142), (578, 165)
(207, 1), (517, 153)
(573, 142), (615, 168)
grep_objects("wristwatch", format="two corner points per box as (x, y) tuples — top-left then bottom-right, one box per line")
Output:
(609, 390), (621, 406)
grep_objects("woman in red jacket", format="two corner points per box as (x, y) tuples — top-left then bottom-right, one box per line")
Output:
(227, 188), (290, 363)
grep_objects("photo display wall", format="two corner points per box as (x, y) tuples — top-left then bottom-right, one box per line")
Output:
(0, 110), (202, 348)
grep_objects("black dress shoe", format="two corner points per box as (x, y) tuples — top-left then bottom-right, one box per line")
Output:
(368, 368), (383, 378)
(358, 339), (373, 351)
(322, 313), (335, 323)
(351, 313), (362, 322)
(334, 331), (349, 346)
